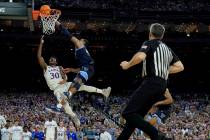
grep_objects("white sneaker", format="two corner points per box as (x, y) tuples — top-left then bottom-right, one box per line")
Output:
(102, 87), (111, 98)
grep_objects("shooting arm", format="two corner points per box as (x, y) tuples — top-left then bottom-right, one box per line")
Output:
(63, 68), (80, 74)
(59, 66), (68, 83)
(37, 36), (47, 70)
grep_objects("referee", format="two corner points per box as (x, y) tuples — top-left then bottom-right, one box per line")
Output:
(118, 23), (184, 140)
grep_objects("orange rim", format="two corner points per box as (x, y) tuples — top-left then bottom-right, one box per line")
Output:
(39, 9), (61, 17)
(32, 10), (40, 20)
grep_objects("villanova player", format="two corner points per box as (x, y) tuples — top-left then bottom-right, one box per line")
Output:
(37, 36), (111, 127)
(55, 22), (110, 102)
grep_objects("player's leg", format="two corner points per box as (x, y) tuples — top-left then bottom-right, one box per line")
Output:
(49, 83), (72, 113)
(64, 71), (88, 99)
(78, 84), (111, 98)
(53, 85), (80, 127)
(62, 102), (80, 127)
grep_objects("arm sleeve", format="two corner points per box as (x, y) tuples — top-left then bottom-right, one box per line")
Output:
(170, 49), (180, 64)
(138, 41), (151, 54)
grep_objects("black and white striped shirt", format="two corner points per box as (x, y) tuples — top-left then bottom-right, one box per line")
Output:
(139, 39), (179, 80)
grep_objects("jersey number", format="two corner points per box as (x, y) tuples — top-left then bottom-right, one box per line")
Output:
(58, 132), (63, 136)
(50, 72), (59, 79)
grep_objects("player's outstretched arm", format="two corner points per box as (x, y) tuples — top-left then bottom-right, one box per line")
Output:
(63, 68), (80, 74)
(37, 35), (47, 70)
(58, 66), (68, 84)
(56, 21), (82, 48)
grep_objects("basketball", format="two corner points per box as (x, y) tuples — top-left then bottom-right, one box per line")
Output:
(40, 5), (51, 15)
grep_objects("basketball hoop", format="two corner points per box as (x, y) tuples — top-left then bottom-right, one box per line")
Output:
(40, 9), (61, 35)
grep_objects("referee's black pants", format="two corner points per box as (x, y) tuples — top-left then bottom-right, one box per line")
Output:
(117, 76), (167, 140)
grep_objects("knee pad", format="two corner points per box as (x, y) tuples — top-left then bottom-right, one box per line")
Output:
(79, 70), (88, 81)
(70, 71), (88, 90)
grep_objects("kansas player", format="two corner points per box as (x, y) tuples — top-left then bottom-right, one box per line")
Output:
(37, 35), (111, 127)
(56, 121), (66, 140)
(44, 115), (57, 140)
(1, 123), (10, 140)
(22, 126), (32, 140)
(0, 115), (6, 128)
(10, 120), (23, 140)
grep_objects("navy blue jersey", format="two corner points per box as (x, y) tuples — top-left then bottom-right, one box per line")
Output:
(75, 46), (94, 67)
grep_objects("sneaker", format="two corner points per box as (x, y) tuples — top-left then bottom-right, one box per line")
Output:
(102, 87), (111, 98)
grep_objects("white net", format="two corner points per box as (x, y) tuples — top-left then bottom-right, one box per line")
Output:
(40, 9), (61, 35)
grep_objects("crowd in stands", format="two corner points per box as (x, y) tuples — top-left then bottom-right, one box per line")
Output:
(35, 0), (210, 12)
(59, 20), (205, 34)
(0, 89), (209, 140)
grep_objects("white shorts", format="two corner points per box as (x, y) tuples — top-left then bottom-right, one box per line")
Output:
(54, 82), (72, 103)
(45, 137), (55, 140)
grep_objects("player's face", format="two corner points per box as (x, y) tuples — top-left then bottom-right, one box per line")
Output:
(14, 121), (19, 126)
(69, 127), (74, 132)
(59, 122), (63, 127)
(24, 127), (28, 132)
(49, 57), (57, 66)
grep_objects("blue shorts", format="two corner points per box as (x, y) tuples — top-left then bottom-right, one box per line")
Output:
(77, 65), (94, 83)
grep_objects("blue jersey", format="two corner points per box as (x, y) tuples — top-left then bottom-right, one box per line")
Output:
(75, 46), (94, 67)
(32, 131), (44, 140)
(66, 131), (78, 140)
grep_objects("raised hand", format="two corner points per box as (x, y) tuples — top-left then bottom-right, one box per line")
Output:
(40, 35), (45, 44)
(120, 61), (129, 70)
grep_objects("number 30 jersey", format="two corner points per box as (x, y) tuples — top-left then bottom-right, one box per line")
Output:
(44, 66), (63, 90)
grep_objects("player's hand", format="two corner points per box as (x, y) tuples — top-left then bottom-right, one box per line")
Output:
(153, 102), (162, 107)
(63, 68), (72, 73)
(120, 61), (130, 70)
(58, 79), (66, 85)
(40, 35), (44, 44)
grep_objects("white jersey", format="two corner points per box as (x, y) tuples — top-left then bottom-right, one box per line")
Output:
(0, 115), (6, 128)
(10, 126), (23, 140)
(1, 127), (10, 140)
(44, 120), (57, 139)
(22, 131), (32, 140)
(44, 66), (63, 90)
(100, 131), (112, 140)
(57, 126), (66, 140)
